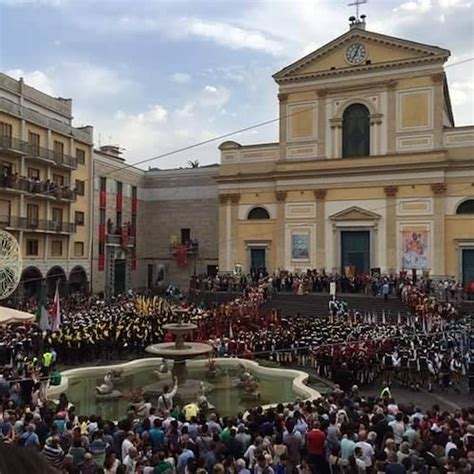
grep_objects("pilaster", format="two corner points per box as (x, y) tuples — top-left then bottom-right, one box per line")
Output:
(317, 90), (327, 158)
(385, 80), (398, 154)
(384, 185), (398, 272)
(431, 183), (447, 276)
(228, 193), (240, 271)
(278, 93), (288, 161)
(275, 191), (287, 269)
(431, 73), (444, 149)
(314, 189), (327, 270)
(218, 194), (230, 272)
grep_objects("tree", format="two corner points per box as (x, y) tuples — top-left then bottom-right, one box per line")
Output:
(187, 160), (199, 168)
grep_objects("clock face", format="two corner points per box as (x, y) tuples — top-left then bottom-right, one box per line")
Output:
(346, 43), (367, 65)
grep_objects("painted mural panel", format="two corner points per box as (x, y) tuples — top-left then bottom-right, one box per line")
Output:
(291, 233), (309, 260)
(400, 225), (430, 269)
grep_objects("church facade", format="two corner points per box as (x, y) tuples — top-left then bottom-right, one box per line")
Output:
(217, 18), (474, 282)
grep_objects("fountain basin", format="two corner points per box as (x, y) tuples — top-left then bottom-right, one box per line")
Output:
(48, 358), (322, 418)
(145, 341), (212, 358)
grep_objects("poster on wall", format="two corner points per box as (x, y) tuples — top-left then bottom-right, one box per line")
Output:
(291, 234), (309, 260)
(400, 226), (429, 270)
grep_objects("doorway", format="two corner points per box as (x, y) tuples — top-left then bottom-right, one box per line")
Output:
(341, 230), (370, 274)
(114, 259), (126, 295)
(250, 248), (266, 272)
(462, 249), (474, 285)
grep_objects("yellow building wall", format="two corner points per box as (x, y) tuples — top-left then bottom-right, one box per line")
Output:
(0, 112), (21, 137)
(399, 91), (430, 128)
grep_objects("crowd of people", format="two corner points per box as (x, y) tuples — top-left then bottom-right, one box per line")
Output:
(1, 373), (473, 473)
(190, 271), (468, 302)
(0, 270), (471, 472)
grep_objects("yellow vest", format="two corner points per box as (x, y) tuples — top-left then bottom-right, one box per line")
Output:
(380, 386), (392, 398)
(43, 352), (53, 367)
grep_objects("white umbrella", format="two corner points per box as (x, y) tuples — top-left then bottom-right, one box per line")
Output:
(0, 306), (35, 325)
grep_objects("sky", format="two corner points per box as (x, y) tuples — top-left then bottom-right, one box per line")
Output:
(0, 0), (473, 169)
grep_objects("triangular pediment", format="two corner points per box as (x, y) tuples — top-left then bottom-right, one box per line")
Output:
(273, 28), (450, 84)
(329, 206), (381, 221)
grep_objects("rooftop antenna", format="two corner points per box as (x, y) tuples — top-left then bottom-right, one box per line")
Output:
(348, 0), (367, 18)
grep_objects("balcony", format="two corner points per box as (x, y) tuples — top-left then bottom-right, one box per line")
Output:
(0, 136), (27, 156)
(25, 144), (77, 170)
(0, 215), (76, 233)
(170, 240), (199, 255)
(0, 176), (76, 202)
(106, 223), (135, 247)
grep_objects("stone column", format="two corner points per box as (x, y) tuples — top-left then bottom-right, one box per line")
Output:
(228, 193), (240, 271)
(278, 93), (288, 161)
(431, 183), (447, 277)
(317, 90), (327, 158)
(275, 191), (287, 270)
(385, 80), (398, 154)
(218, 194), (229, 272)
(384, 185), (399, 273)
(314, 189), (327, 270)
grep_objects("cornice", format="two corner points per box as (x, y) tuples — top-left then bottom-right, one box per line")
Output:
(275, 56), (447, 85)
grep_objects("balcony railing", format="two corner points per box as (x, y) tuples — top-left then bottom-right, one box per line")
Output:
(0, 136), (78, 169)
(170, 241), (199, 255)
(0, 215), (76, 233)
(106, 233), (136, 246)
(26, 143), (77, 169)
(0, 136), (27, 155)
(0, 176), (76, 202)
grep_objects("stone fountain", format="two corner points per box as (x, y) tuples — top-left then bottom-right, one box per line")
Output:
(144, 307), (213, 403)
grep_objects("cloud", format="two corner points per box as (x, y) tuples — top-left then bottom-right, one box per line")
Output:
(176, 85), (230, 118)
(396, 0), (432, 12)
(6, 68), (55, 95)
(170, 72), (191, 84)
(178, 18), (284, 55)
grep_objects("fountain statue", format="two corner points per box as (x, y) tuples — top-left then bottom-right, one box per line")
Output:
(96, 370), (123, 400)
(144, 307), (214, 404)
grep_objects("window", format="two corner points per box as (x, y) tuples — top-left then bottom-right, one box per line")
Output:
(75, 179), (85, 196)
(132, 186), (137, 200)
(456, 200), (474, 214)
(51, 240), (63, 257)
(53, 140), (64, 156)
(0, 122), (12, 138)
(0, 199), (11, 225)
(248, 207), (270, 220)
(28, 168), (40, 179)
(76, 148), (85, 165)
(27, 204), (39, 228)
(116, 181), (123, 194)
(74, 241), (84, 257)
(100, 177), (107, 191)
(116, 211), (122, 229)
(53, 174), (65, 187)
(131, 214), (137, 235)
(181, 228), (191, 244)
(342, 103), (370, 158)
(99, 209), (106, 226)
(26, 239), (39, 256)
(52, 208), (63, 225)
(75, 211), (85, 225)
(28, 132), (40, 155)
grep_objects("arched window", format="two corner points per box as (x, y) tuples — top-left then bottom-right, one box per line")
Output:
(456, 200), (474, 214)
(342, 103), (370, 158)
(248, 207), (270, 220)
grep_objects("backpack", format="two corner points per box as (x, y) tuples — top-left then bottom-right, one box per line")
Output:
(18, 432), (32, 447)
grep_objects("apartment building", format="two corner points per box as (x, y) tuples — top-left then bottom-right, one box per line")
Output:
(0, 73), (93, 298)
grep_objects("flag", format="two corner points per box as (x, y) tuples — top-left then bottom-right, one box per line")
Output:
(51, 280), (61, 332)
(36, 285), (50, 331)
(229, 321), (234, 339)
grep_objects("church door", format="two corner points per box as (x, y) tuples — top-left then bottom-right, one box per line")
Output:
(250, 248), (266, 271)
(462, 249), (474, 285)
(114, 259), (126, 295)
(341, 230), (370, 274)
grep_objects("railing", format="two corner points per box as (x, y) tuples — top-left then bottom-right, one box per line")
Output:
(106, 233), (136, 246)
(0, 136), (27, 154)
(26, 143), (77, 169)
(170, 241), (199, 255)
(0, 176), (76, 201)
(0, 215), (76, 233)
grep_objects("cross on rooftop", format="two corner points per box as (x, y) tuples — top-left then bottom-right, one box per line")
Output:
(348, 0), (367, 18)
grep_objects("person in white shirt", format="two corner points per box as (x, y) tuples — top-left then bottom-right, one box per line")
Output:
(354, 432), (375, 468)
(157, 377), (178, 413)
(389, 413), (405, 445)
(123, 446), (138, 474)
(121, 431), (135, 461)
